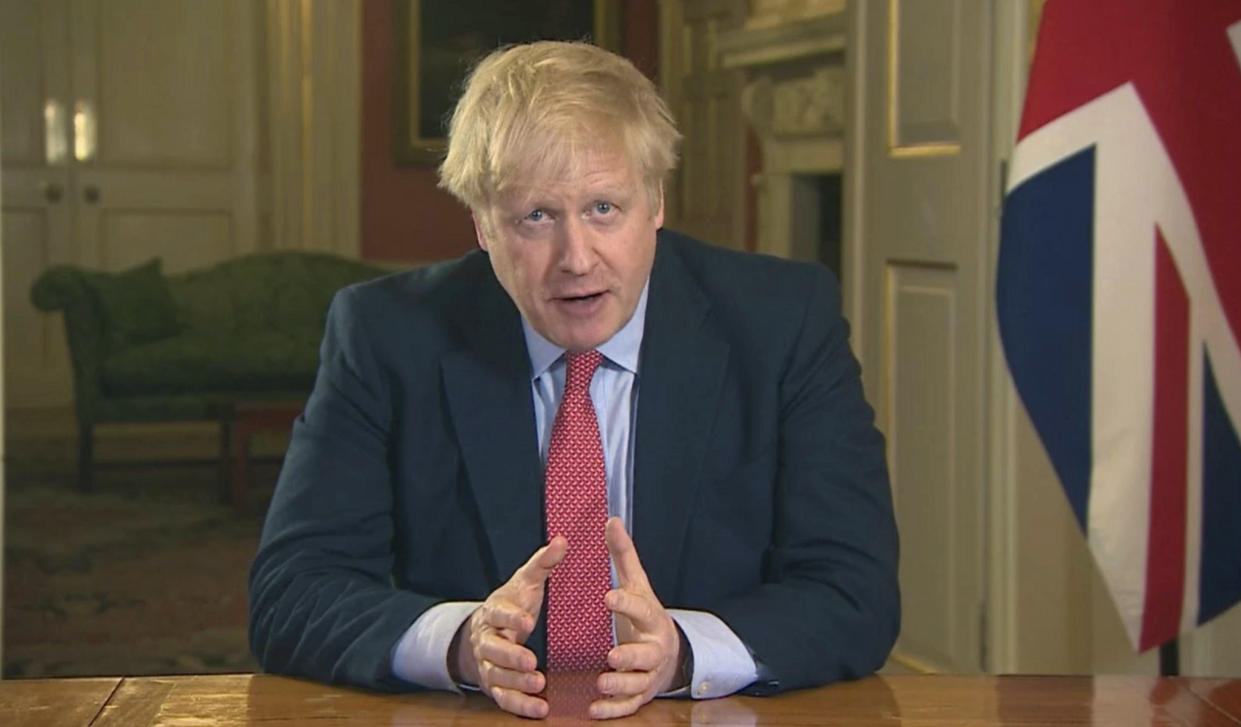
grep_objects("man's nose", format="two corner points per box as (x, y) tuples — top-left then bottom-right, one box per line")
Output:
(556, 219), (597, 274)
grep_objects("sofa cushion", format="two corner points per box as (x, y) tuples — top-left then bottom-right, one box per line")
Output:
(84, 259), (181, 350)
(100, 331), (320, 396)
(170, 253), (388, 335)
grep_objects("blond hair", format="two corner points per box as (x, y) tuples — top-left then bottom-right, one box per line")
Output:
(438, 41), (680, 213)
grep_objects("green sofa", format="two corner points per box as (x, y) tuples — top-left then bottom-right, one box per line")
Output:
(31, 251), (389, 490)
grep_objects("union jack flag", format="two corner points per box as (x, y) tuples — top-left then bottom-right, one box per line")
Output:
(997, 0), (1241, 651)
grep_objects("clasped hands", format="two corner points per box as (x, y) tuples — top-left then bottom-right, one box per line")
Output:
(449, 517), (685, 720)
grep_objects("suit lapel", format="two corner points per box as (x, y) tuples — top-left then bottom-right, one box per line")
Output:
(441, 262), (544, 584)
(633, 241), (729, 603)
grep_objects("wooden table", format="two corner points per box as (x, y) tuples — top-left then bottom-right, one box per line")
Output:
(2, 673), (1239, 726)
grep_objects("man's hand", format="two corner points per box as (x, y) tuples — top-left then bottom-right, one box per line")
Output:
(450, 537), (567, 719)
(591, 516), (686, 720)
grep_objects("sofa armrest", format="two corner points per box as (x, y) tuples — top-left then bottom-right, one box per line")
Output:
(30, 266), (105, 421)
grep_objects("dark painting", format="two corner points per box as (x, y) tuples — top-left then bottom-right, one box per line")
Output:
(394, 0), (618, 164)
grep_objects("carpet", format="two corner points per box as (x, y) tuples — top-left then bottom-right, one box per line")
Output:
(3, 456), (279, 678)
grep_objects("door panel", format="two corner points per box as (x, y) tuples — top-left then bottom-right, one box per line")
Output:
(93, 0), (233, 168)
(886, 262), (964, 668)
(1, 0), (74, 406)
(1, 2), (60, 165)
(99, 211), (231, 274)
(72, 0), (249, 273)
(849, 0), (992, 672)
(891, 0), (963, 147)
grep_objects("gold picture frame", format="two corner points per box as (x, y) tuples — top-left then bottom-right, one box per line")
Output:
(393, 0), (621, 165)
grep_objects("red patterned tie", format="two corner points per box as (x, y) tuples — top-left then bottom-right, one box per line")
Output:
(545, 350), (612, 673)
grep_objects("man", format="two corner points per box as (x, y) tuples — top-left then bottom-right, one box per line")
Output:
(249, 41), (898, 720)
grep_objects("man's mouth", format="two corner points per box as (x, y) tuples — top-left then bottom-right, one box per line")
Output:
(560, 292), (604, 303)
(553, 291), (607, 315)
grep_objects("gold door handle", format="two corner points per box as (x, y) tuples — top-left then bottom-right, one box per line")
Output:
(42, 182), (65, 203)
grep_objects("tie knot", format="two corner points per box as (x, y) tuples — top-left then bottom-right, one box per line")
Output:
(564, 350), (603, 394)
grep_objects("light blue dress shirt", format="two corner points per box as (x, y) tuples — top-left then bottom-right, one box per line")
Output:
(392, 280), (758, 698)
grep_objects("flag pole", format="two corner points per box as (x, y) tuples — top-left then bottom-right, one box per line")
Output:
(1159, 638), (1179, 676)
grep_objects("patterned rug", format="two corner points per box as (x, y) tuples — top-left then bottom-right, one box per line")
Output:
(3, 456), (278, 678)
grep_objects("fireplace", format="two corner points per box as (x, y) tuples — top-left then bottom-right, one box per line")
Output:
(716, 11), (848, 278)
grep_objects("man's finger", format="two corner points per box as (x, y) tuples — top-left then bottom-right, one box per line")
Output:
(479, 597), (536, 637)
(605, 517), (651, 590)
(597, 668), (653, 697)
(491, 686), (551, 719)
(512, 535), (568, 586)
(605, 588), (659, 630)
(476, 632), (539, 673)
(606, 641), (664, 673)
(478, 658), (545, 694)
(589, 692), (647, 720)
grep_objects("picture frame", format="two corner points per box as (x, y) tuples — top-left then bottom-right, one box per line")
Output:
(393, 0), (621, 165)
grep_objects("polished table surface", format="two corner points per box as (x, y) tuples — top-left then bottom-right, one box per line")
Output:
(2, 672), (1239, 726)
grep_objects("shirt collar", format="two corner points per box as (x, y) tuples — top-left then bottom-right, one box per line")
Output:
(523, 277), (649, 379)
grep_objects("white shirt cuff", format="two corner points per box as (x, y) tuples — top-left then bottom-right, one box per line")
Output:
(667, 609), (759, 699)
(390, 601), (480, 692)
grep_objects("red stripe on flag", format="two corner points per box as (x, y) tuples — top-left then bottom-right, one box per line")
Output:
(1140, 230), (1189, 651)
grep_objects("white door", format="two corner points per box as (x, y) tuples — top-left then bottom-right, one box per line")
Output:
(2, 0), (75, 406)
(1, 0), (257, 407)
(847, 0), (994, 672)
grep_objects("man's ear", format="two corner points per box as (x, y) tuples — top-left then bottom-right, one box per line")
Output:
(653, 185), (665, 230)
(471, 211), (490, 252)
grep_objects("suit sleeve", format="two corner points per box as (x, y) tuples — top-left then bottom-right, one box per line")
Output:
(711, 265), (900, 693)
(248, 287), (435, 691)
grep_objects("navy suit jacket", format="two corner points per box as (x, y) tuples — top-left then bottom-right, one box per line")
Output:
(248, 229), (899, 694)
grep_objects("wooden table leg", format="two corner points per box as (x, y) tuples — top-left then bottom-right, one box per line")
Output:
(226, 402), (303, 514)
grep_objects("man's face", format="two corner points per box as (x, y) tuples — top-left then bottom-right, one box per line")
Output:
(475, 147), (662, 352)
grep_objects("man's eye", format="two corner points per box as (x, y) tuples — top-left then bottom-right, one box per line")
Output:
(525, 209), (546, 222)
(594, 202), (613, 215)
